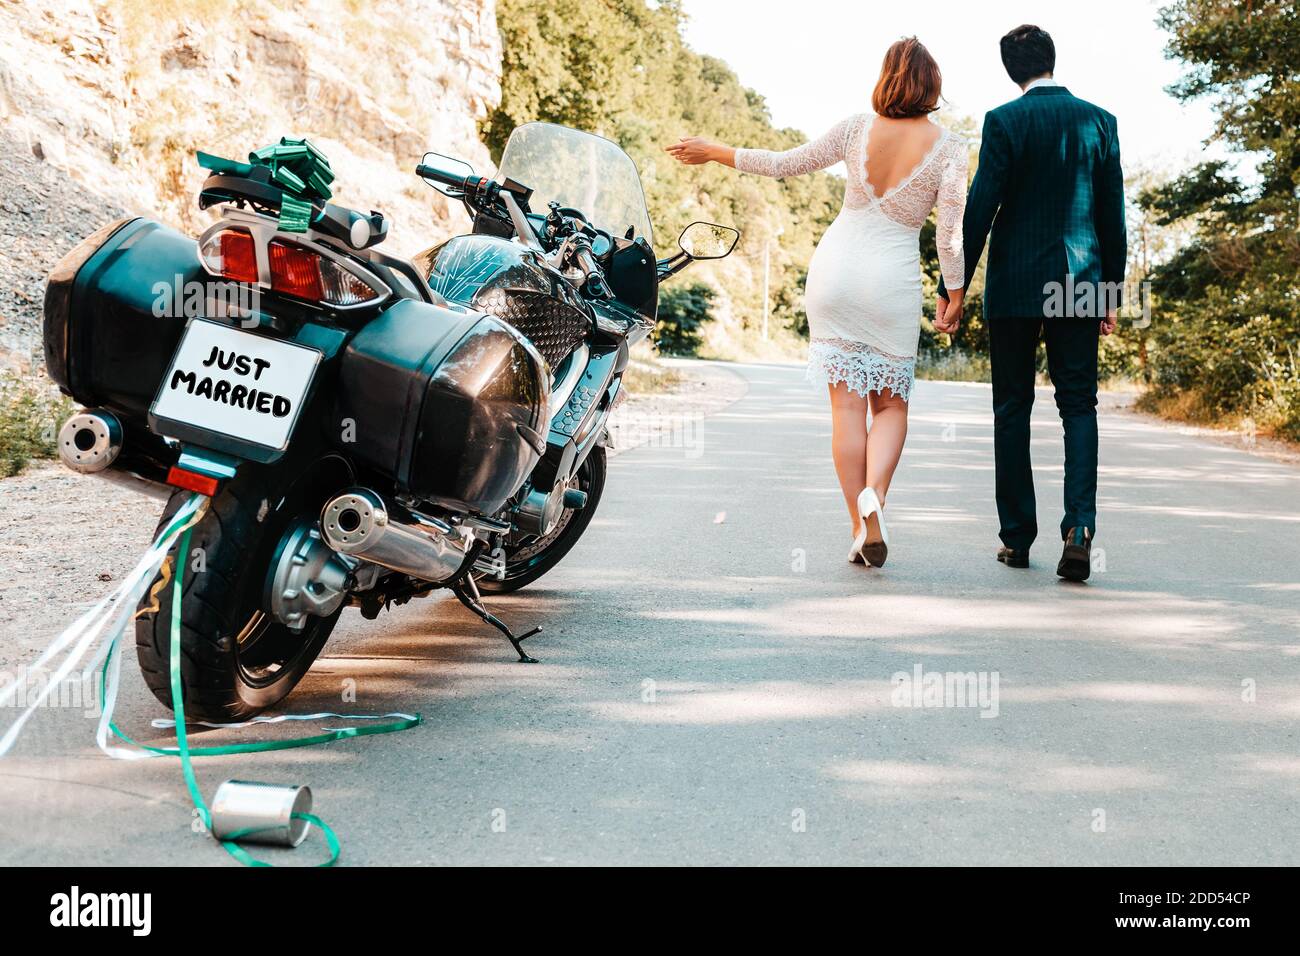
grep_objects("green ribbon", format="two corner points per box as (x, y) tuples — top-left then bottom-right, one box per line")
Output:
(100, 493), (421, 867)
(169, 521), (343, 866)
(105, 708), (421, 758)
(197, 136), (335, 233)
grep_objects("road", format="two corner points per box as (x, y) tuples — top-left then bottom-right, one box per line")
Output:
(3, 361), (1300, 865)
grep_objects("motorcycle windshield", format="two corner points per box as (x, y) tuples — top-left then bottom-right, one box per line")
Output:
(497, 123), (653, 246)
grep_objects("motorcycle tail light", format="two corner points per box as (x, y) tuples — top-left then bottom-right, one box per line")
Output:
(268, 239), (381, 307)
(268, 239), (324, 301)
(199, 228), (259, 284)
(319, 256), (384, 306)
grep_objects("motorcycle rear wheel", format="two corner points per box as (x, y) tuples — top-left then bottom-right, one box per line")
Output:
(134, 456), (349, 721)
(476, 444), (606, 594)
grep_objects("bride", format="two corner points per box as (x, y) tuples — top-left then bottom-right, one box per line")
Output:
(667, 37), (967, 569)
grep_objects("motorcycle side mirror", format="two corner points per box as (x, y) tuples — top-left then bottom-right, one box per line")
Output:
(678, 221), (740, 260)
(419, 151), (476, 197)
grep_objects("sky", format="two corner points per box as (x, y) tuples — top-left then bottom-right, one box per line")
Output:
(679, 0), (1227, 178)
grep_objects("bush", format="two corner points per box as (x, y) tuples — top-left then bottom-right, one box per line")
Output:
(0, 371), (76, 477)
(916, 347), (991, 383)
(1132, 1), (1300, 443)
(655, 282), (716, 356)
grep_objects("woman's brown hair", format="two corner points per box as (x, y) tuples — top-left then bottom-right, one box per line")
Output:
(872, 37), (942, 118)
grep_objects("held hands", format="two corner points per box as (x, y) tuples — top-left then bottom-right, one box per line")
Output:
(1100, 308), (1118, 336)
(934, 289), (964, 335)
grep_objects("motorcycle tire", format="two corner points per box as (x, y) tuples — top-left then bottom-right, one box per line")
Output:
(477, 444), (607, 594)
(134, 455), (350, 721)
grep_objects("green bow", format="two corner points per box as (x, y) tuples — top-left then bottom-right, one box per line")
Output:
(197, 137), (335, 233)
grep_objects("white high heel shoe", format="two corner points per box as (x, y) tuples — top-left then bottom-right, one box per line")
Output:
(856, 487), (889, 567)
(848, 526), (867, 563)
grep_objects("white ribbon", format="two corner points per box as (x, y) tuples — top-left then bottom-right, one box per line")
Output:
(0, 495), (203, 758)
(149, 712), (419, 730)
(2, 491), (416, 761)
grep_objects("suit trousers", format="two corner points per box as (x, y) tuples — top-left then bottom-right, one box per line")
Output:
(988, 317), (1100, 549)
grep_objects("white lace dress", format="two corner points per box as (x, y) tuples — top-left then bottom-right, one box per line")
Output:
(735, 114), (967, 400)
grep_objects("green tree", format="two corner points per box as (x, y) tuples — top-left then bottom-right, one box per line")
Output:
(487, 0), (842, 355)
(1139, 0), (1300, 438)
(655, 282), (716, 355)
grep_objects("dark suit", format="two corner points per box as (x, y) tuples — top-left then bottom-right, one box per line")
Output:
(941, 84), (1126, 549)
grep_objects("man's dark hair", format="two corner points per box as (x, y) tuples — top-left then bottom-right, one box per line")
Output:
(1000, 24), (1055, 85)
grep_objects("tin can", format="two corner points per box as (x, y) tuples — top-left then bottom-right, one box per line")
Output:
(211, 780), (313, 847)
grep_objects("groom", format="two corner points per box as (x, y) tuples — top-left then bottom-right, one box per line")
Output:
(937, 24), (1126, 582)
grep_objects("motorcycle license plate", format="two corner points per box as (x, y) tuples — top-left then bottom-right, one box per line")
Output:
(151, 319), (321, 453)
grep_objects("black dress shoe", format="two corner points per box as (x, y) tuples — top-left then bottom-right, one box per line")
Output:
(1057, 527), (1092, 582)
(997, 546), (1030, 568)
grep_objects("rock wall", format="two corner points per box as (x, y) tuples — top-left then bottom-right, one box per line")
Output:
(0, 0), (502, 365)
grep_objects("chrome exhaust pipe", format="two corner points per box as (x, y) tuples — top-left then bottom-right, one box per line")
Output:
(320, 488), (474, 583)
(58, 409), (123, 473)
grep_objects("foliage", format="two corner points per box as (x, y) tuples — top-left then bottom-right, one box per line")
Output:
(655, 282), (716, 355)
(487, 0), (842, 356)
(621, 341), (685, 392)
(0, 371), (75, 477)
(915, 347), (991, 384)
(1136, 0), (1300, 440)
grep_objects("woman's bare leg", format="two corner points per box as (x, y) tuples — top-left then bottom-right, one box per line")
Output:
(828, 383), (870, 535)
(865, 388), (910, 504)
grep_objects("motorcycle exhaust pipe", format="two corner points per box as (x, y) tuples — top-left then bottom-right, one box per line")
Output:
(55, 408), (173, 501)
(58, 408), (123, 474)
(320, 488), (473, 583)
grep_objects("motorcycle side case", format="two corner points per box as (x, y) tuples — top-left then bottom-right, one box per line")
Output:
(334, 298), (550, 514)
(44, 217), (199, 417)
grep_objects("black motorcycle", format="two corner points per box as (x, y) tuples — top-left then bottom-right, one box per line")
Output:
(42, 123), (738, 720)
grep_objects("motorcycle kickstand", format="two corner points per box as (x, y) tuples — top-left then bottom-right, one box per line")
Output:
(451, 576), (541, 663)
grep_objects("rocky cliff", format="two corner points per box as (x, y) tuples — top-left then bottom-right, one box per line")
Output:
(0, 0), (502, 366)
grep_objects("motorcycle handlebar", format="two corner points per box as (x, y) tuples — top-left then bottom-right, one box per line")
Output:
(418, 163), (609, 299)
(573, 243), (611, 300)
(416, 163), (473, 194)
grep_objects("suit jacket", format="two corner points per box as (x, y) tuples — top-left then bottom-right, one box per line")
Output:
(940, 85), (1126, 320)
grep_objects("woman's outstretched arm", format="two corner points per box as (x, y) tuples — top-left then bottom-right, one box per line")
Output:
(665, 139), (739, 167)
(666, 115), (856, 178)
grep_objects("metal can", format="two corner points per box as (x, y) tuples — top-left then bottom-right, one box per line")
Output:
(210, 780), (313, 848)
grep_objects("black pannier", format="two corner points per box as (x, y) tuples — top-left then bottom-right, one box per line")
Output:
(333, 299), (549, 515)
(44, 218), (199, 416)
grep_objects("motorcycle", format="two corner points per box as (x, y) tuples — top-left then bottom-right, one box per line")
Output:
(42, 123), (739, 720)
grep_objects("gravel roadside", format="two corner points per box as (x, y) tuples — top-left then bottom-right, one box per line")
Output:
(0, 132), (129, 368)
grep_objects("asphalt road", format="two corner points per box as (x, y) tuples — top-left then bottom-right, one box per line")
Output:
(3, 361), (1299, 866)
